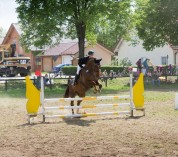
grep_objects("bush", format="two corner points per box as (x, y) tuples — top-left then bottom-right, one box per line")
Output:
(63, 66), (132, 76)
(62, 66), (77, 75)
(62, 64), (178, 76)
(101, 66), (125, 74)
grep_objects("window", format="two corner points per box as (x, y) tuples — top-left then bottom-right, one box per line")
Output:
(161, 56), (167, 65)
(35, 57), (41, 65)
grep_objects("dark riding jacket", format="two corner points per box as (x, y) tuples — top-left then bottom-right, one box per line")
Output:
(78, 56), (92, 68)
(78, 57), (102, 68)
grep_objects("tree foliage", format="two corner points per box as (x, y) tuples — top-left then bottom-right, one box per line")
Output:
(135, 0), (178, 50)
(16, 0), (133, 57)
(96, 1), (133, 50)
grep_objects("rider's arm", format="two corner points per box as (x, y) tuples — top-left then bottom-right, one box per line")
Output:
(78, 58), (84, 68)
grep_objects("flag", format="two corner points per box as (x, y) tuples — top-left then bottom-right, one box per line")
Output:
(25, 76), (40, 114)
(133, 73), (144, 109)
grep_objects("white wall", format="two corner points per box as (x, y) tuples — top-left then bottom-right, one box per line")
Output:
(62, 55), (73, 64)
(115, 40), (174, 66)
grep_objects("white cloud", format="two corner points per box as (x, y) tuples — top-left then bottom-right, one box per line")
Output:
(0, 0), (18, 31)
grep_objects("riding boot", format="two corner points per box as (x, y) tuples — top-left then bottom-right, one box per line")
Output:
(74, 74), (79, 85)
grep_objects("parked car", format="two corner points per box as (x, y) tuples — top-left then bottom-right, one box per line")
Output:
(52, 63), (71, 76)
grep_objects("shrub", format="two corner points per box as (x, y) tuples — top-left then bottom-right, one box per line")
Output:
(62, 66), (77, 75)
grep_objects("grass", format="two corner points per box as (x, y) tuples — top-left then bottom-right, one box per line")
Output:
(0, 76), (178, 100)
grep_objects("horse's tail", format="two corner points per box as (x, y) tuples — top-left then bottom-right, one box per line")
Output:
(64, 85), (70, 98)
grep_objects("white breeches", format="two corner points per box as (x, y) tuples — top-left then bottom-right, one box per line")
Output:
(77, 65), (81, 75)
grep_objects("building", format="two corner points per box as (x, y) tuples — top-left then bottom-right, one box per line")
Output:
(1, 23), (42, 72)
(42, 41), (113, 72)
(114, 39), (178, 66)
(2, 23), (114, 72)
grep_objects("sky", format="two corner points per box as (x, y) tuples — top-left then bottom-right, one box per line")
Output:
(0, 0), (18, 32)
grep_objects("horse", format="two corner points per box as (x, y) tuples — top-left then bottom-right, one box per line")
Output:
(64, 58), (102, 115)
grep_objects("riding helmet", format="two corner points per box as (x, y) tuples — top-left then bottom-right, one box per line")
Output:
(88, 50), (94, 55)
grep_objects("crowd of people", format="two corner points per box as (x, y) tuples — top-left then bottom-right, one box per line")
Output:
(136, 58), (164, 86)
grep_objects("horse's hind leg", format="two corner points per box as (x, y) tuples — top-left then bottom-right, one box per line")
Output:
(76, 100), (82, 114)
(76, 93), (85, 114)
(71, 100), (74, 114)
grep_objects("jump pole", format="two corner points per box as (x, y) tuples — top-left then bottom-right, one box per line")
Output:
(41, 76), (46, 123)
(129, 73), (134, 117)
(40, 73), (135, 122)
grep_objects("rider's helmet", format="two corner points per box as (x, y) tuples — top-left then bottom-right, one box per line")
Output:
(88, 50), (94, 55)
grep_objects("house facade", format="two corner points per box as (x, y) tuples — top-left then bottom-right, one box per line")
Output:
(1, 23), (43, 72)
(114, 39), (177, 66)
(42, 41), (113, 72)
(2, 23), (114, 73)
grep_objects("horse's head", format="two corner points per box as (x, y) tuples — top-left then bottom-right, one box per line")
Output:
(95, 58), (102, 67)
(85, 58), (101, 79)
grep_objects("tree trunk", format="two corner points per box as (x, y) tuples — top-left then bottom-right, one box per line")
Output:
(76, 22), (86, 58)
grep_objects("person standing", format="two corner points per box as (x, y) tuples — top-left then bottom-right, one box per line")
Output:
(142, 58), (150, 74)
(136, 58), (142, 73)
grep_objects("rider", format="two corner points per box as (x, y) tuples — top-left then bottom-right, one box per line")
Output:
(74, 50), (95, 85)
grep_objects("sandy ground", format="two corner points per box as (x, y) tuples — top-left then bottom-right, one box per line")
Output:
(0, 96), (178, 157)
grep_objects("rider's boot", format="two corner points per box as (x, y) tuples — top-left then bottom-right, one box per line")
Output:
(74, 74), (79, 85)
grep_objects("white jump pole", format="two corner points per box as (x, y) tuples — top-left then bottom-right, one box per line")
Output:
(45, 111), (131, 119)
(129, 73), (134, 117)
(44, 103), (130, 110)
(40, 76), (46, 122)
(175, 93), (178, 110)
(44, 95), (130, 102)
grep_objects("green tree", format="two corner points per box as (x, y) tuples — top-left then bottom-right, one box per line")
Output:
(118, 57), (132, 66)
(135, 0), (178, 50)
(96, 1), (133, 50)
(16, 0), (132, 57)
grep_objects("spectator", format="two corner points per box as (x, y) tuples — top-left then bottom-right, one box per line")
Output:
(109, 70), (114, 77)
(168, 64), (173, 75)
(142, 58), (151, 74)
(176, 64), (178, 75)
(147, 70), (152, 78)
(152, 71), (160, 86)
(44, 74), (50, 85)
(103, 70), (108, 77)
(136, 58), (142, 73)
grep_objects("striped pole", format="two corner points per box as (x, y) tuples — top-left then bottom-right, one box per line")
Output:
(44, 103), (130, 110)
(129, 73), (134, 117)
(45, 111), (131, 119)
(44, 95), (130, 102)
(41, 76), (46, 122)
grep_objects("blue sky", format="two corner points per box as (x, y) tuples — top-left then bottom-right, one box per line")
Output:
(0, 0), (18, 31)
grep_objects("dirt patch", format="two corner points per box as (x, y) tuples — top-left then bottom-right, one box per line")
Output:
(0, 96), (178, 157)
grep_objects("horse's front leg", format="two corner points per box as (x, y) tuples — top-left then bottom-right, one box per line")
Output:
(92, 81), (98, 94)
(94, 81), (102, 93)
(98, 82), (102, 92)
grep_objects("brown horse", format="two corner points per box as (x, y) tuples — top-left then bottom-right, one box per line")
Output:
(64, 58), (102, 114)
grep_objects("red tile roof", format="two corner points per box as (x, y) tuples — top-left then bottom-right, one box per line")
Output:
(44, 42), (78, 56)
